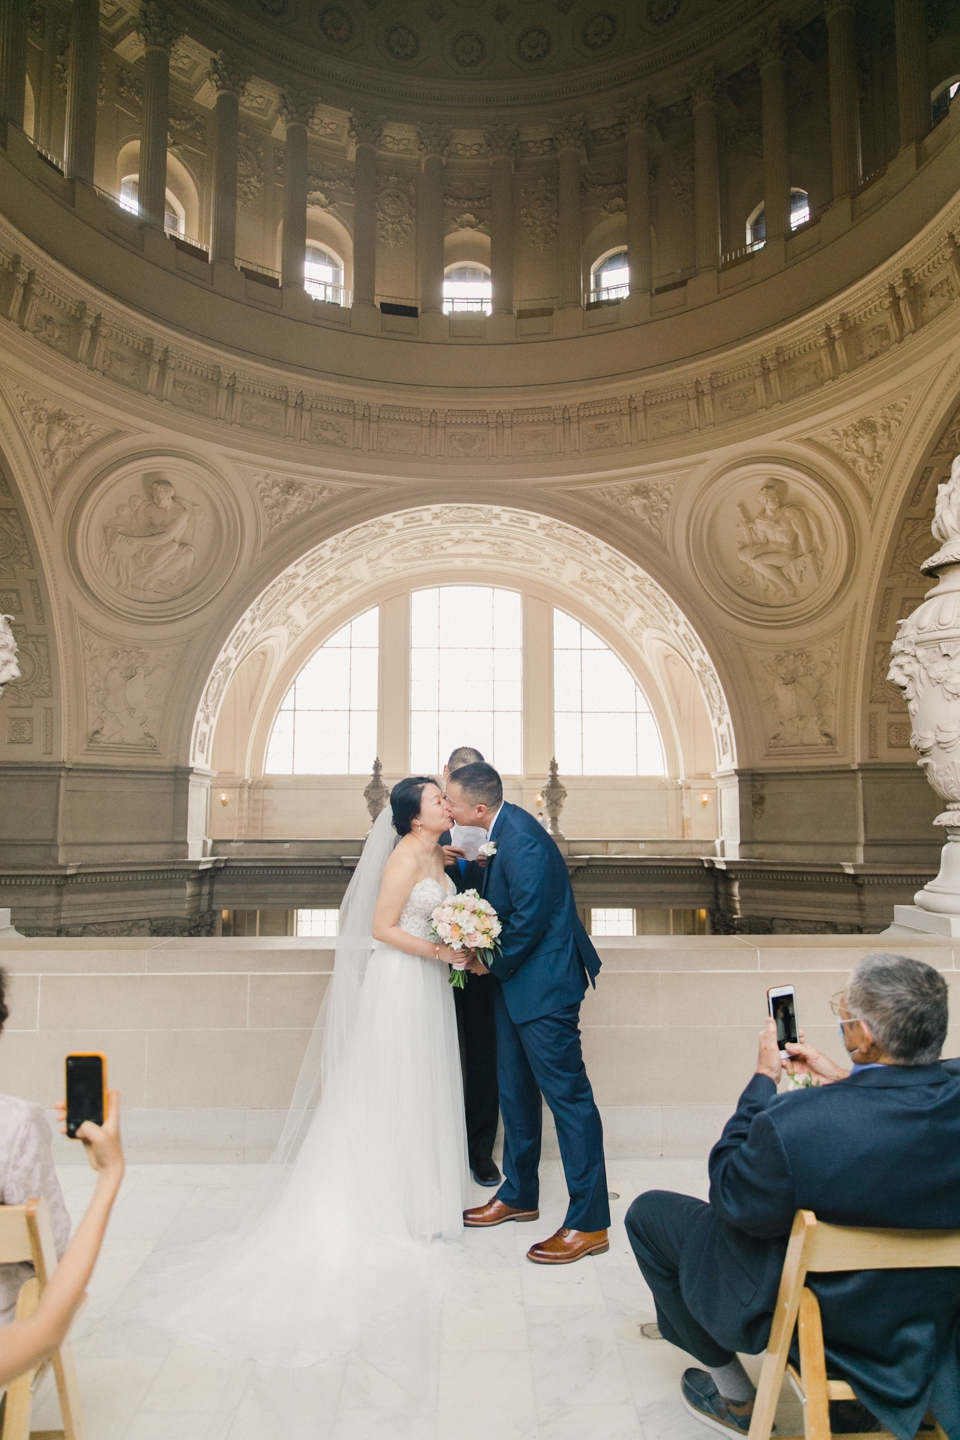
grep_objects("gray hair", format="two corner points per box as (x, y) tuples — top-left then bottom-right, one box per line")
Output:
(447, 746), (484, 771)
(846, 953), (948, 1065)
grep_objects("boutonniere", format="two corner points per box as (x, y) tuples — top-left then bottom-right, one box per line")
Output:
(478, 841), (497, 858)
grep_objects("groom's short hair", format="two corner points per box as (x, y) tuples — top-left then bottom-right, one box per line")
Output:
(450, 762), (502, 809)
(447, 746), (484, 771)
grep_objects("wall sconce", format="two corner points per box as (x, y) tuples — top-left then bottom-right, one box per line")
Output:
(700, 793), (710, 807)
(535, 791), (544, 807)
(220, 792), (229, 806)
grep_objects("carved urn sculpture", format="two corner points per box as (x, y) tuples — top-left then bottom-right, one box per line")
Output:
(0, 615), (20, 697)
(888, 454), (960, 928)
(542, 758), (568, 840)
(363, 758), (390, 823)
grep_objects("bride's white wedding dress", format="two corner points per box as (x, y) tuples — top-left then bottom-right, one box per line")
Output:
(141, 853), (472, 1367)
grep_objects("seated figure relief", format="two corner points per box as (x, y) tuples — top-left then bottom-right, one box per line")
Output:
(100, 475), (201, 601)
(735, 479), (825, 602)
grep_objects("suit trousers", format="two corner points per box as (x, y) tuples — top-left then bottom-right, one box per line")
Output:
(453, 973), (500, 1165)
(625, 1189), (736, 1367)
(494, 985), (610, 1232)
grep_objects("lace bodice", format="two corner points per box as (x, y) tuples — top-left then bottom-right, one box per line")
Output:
(398, 876), (455, 940)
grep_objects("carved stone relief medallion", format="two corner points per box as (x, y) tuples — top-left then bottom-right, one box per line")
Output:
(72, 454), (242, 622)
(691, 463), (851, 626)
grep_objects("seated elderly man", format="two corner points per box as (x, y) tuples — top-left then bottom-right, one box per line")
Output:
(625, 952), (960, 1440)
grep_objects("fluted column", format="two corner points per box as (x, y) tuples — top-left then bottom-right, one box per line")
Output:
(758, 24), (790, 241)
(0, 0), (28, 127)
(485, 124), (518, 315)
(280, 87), (312, 289)
(894, 0), (929, 146)
(417, 123), (449, 314)
(64, 0), (100, 182)
(350, 111), (383, 309)
(622, 96), (653, 294)
(208, 53), (247, 265)
(691, 68), (721, 272)
(137, 4), (181, 228)
(554, 114), (585, 308)
(825, 0), (861, 197)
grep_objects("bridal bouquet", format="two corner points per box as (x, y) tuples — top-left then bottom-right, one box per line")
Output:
(430, 889), (502, 989)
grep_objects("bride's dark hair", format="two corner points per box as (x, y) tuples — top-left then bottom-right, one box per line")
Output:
(390, 776), (438, 836)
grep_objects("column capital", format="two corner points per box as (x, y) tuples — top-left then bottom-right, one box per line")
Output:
(756, 21), (787, 70)
(552, 112), (586, 154)
(484, 122), (519, 160)
(824, 0), (856, 19)
(350, 109), (385, 149)
(278, 86), (316, 128)
(619, 94), (655, 137)
(135, 2), (182, 52)
(690, 64), (722, 110)
(417, 122), (451, 158)
(209, 50), (249, 98)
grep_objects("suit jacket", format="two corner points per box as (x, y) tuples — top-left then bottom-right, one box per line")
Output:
(479, 802), (600, 1024)
(681, 1065), (960, 1440)
(439, 830), (484, 896)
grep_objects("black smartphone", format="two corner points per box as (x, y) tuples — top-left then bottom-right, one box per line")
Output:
(767, 985), (799, 1058)
(65, 1053), (106, 1138)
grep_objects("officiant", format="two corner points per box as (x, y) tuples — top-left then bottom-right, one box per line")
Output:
(440, 746), (501, 1188)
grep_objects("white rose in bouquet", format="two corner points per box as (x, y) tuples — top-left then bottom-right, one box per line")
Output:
(429, 888), (502, 988)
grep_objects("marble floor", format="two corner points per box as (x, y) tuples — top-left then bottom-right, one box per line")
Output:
(30, 1158), (803, 1440)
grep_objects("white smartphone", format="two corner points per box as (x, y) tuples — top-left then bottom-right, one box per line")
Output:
(767, 985), (799, 1058)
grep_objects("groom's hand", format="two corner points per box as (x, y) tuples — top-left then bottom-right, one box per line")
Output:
(463, 951), (490, 976)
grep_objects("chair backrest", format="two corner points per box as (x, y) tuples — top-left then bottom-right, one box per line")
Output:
(805, 1217), (960, 1272)
(0, 1199), (57, 1279)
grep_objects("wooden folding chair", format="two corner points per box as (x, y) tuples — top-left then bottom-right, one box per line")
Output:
(0, 1198), (86, 1440)
(748, 1209), (960, 1440)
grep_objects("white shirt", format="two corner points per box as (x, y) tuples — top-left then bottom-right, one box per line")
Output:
(485, 803), (504, 838)
(0, 1095), (71, 1323)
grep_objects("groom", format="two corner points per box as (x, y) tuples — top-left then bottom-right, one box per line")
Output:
(445, 762), (610, 1264)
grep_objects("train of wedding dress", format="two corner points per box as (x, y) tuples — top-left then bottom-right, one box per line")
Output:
(138, 807), (472, 1366)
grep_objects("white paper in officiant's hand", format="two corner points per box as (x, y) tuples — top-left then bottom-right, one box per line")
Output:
(449, 824), (488, 861)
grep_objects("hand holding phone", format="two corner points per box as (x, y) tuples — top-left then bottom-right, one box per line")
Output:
(766, 986), (799, 1058)
(65, 1052), (107, 1139)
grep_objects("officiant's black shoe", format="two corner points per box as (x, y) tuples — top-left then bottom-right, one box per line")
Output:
(526, 1227), (609, 1264)
(471, 1158), (501, 1187)
(463, 1198), (539, 1226)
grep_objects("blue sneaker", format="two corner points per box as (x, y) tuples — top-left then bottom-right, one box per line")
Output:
(681, 1370), (754, 1437)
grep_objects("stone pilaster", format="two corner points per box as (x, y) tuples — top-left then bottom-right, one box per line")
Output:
(209, 52), (247, 264)
(350, 110), (384, 308)
(621, 96), (654, 293)
(417, 123), (450, 314)
(691, 68), (721, 273)
(279, 87), (314, 289)
(554, 113), (585, 308)
(825, 0), (861, 197)
(757, 24), (790, 241)
(894, 0), (929, 146)
(136, 3), (182, 228)
(64, 0), (100, 183)
(485, 123), (518, 315)
(0, 0), (29, 128)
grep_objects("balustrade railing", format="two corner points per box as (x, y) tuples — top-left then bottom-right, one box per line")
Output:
(515, 297), (558, 316)
(586, 284), (628, 306)
(443, 297), (491, 314)
(306, 279), (350, 306)
(720, 238), (765, 268)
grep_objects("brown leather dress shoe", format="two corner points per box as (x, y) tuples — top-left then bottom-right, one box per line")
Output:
(526, 1227), (609, 1264)
(463, 1198), (540, 1227)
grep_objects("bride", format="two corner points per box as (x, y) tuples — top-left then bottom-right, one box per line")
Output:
(142, 776), (472, 1366)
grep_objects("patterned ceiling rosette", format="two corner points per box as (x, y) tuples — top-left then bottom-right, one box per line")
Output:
(646, 0), (681, 23)
(517, 26), (552, 63)
(689, 461), (854, 628)
(317, 5), (354, 44)
(449, 31), (487, 68)
(71, 454), (242, 624)
(580, 12), (617, 50)
(385, 23), (421, 60)
(256, 0), (290, 15)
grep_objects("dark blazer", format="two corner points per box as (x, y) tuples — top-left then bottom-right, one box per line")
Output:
(681, 1065), (960, 1440)
(479, 802), (600, 1024)
(438, 830), (484, 896)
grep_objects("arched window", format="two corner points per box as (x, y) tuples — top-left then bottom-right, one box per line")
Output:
(119, 175), (184, 235)
(746, 188), (810, 246)
(411, 586), (522, 771)
(265, 608), (379, 774)
(553, 610), (665, 775)
(443, 264), (492, 315)
(304, 243), (345, 304)
(932, 77), (960, 127)
(591, 249), (629, 301)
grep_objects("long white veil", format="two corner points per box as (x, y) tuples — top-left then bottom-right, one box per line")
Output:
(272, 804), (398, 1168)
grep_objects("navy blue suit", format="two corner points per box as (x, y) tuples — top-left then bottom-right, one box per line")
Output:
(481, 802), (609, 1231)
(627, 1063), (960, 1440)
